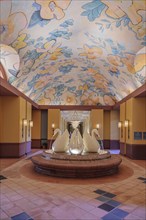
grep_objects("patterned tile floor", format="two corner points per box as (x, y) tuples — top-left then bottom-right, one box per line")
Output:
(0, 150), (146, 220)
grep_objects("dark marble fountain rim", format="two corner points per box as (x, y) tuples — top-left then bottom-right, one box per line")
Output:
(42, 150), (111, 161)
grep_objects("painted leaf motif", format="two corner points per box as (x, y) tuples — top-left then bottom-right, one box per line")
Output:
(81, 0), (106, 21)
(82, 0), (103, 10)
(8, 69), (18, 76)
(116, 20), (121, 27)
(123, 18), (130, 26)
(28, 11), (49, 28)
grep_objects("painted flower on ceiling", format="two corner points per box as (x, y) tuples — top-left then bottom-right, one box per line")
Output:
(121, 53), (135, 74)
(12, 34), (27, 52)
(0, 0), (27, 45)
(103, 95), (116, 106)
(101, 0), (146, 25)
(81, 92), (99, 105)
(79, 45), (103, 59)
(61, 91), (77, 105)
(107, 55), (123, 67)
(43, 88), (56, 104)
(35, 0), (71, 20)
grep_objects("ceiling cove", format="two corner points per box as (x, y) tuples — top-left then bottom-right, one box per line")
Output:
(0, 0), (146, 106)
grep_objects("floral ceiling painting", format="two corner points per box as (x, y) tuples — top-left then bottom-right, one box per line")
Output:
(0, 0), (146, 106)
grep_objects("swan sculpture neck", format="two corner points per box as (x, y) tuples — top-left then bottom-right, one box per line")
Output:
(52, 129), (69, 153)
(53, 128), (61, 137)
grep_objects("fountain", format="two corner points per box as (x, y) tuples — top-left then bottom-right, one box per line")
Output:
(31, 127), (122, 178)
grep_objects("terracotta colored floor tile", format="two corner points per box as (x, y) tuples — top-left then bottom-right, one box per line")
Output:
(0, 152), (146, 220)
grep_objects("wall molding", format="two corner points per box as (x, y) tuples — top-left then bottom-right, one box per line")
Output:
(0, 142), (31, 158)
(103, 139), (120, 149)
(126, 144), (146, 160)
(120, 142), (125, 155)
(31, 139), (41, 148)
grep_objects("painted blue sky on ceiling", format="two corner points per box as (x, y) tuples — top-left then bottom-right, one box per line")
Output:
(0, 0), (146, 105)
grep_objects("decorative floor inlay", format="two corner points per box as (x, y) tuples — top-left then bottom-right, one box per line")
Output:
(0, 175), (7, 180)
(11, 212), (33, 220)
(0, 153), (145, 220)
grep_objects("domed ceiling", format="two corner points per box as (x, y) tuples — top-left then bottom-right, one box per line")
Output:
(0, 0), (146, 106)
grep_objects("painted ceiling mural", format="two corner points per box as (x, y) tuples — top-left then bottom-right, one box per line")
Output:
(0, 0), (146, 105)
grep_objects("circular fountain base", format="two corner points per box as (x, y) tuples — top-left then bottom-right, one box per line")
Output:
(31, 151), (122, 178)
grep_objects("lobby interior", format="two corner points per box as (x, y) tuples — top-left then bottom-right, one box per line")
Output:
(0, 0), (146, 219)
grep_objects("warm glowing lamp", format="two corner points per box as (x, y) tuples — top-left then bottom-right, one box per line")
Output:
(29, 120), (33, 127)
(96, 124), (100, 129)
(118, 122), (122, 128)
(124, 120), (129, 127)
(52, 123), (55, 134)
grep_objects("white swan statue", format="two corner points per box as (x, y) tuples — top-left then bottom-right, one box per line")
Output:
(69, 128), (84, 155)
(52, 128), (69, 153)
(83, 130), (100, 153)
(91, 129), (108, 155)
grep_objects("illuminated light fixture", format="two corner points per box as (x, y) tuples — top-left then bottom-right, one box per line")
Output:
(52, 123), (55, 134)
(96, 124), (100, 129)
(23, 119), (27, 127)
(124, 120), (130, 139)
(124, 120), (129, 127)
(28, 120), (33, 137)
(29, 120), (33, 127)
(22, 119), (27, 138)
(118, 122), (122, 128)
(118, 121), (123, 138)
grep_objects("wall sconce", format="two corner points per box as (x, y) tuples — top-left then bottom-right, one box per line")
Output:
(52, 123), (55, 134)
(124, 120), (130, 139)
(29, 120), (33, 128)
(22, 119), (27, 138)
(124, 120), (129, 128)
(118, 122), (122, 128)
(29, 120), (33, 137)
(118, 121), (123, 138)
(96, 123), (100, 130)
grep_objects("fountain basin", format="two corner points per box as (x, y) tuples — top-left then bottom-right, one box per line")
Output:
(31, 152), (122, 178)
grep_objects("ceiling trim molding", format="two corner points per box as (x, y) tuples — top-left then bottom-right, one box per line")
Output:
(39, 105), (112, 110)
(113, 83), (146, 109)
(0, 77), (38, 108)
(0, 63), (8, 80)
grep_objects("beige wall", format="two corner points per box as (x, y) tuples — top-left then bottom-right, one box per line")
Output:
(103, 110), (110, 139)
(26, 102), (32, 142)
(90, 109), (103, 139)
(125, 99), (133, 144)
(19, 97), (26, 143)
(48, 109), (61, 139)
(0, 97), (32, 143)
(120, 102), (126, 143)
(32, 110), (41, 139)
(0, 96), (20, 143)
(110, 110), (120, 140)
(132, 97), (146, 145)
(120, 97), (146, 145)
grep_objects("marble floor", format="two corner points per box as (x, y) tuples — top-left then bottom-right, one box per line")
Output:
(0, 150), (146, 220)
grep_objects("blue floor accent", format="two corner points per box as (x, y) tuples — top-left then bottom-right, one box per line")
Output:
(11, 212), (33, 220)
(102, 213), (122, 220)
(94, 189), (107, 194)
(103, 192), (116, 198)
(0, 175), (7, 180)
(98, 203), (115, 212)
(138, 177), (146, 180)
(110, 208), (129, 218)
(106, 200), (121, 207)
(96, 196), (111, 202)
